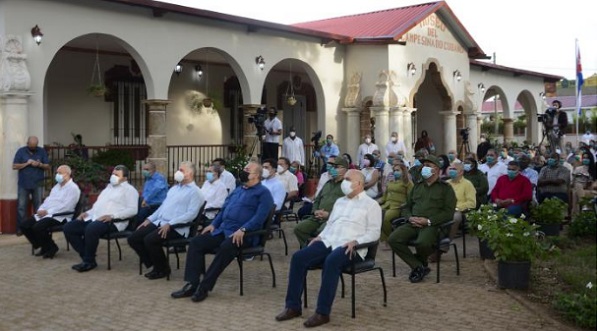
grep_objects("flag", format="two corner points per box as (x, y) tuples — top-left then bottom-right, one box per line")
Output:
(576, 39), (584, 116)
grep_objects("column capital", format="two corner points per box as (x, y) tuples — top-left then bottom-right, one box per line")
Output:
(143, 99), (171, 111)
(438, 110), (460, 117)
(341, 107), (361, 114)
(369, 106), (390, 115)
(404, 107), (417, 114)
(502, 117), (514, 123)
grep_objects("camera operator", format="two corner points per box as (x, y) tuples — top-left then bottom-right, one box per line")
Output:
(543, 100), (568, 151)
(263, 107), (282, 161)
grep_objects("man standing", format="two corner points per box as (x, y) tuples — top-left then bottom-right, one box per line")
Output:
(385, 131), (408, 156)
(275, 170), (381, 328)
(478, 149), (508, 198)
(537, 153), (570, 203)
(388, 155), (456, 283)
(12, 136), (50, 235)
(282, 127), (305, 166)
(476, 134), (492, 161)
(262, 107), (282, 161)
(170, 162), (274, 302)
(318, 134), (339, 164)
(137, 161), (168, 224)
(128, 162), (204, 280)
(20, 165), (80, 258)
(356, 134), (378, 168)
(63, 165), (138, 272)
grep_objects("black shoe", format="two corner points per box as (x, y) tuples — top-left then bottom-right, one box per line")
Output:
(168, 246), (186, 254)
(34, 249), (48, 257)
(408, 265), (431, 283)
(72, 262), (86, 271)
(75, 262), (98, 273)
(144, 269), (156, 278)
(43, 246), (59, 259)
(146, 269), (171, 280)
(16, 230), (23, 237)
(191, 287), (208, 302)
(171, 283), (197, 299)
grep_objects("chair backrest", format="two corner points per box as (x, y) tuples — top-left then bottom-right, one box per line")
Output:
(364, 241), (380, 261)
(257, 206), (277, 247)
(190, 201), (208, 237)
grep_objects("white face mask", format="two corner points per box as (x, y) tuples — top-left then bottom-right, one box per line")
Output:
(262, 168), (271, 179)
(277, 165), (285, 174)
(110, 174), (121, 186)
(174, 170), (184, 183)
(55, 173), (64, 184)
(391, 137), (397, 143)
(289, 131), (296, 137)
(365, 138), (371, 144)
(341, 179), (353, 195)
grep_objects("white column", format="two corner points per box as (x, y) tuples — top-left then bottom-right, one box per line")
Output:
(465, 112), (479, 155)
(389, 106), (402, 136)
(0, 93), (30, 201)
(342, 107), (361, 160)
(144, 99), (170, 175)
(439, 110), (459, 154)
(402, 107), (416, 159)
(370, 106), (390, 158)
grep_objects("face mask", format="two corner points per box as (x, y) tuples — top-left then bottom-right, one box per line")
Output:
(289, 166), (296, 174)
(277, 165), (285, 174)
(486, 156), (495, 164)
(326, 139), (333, 145)
(341, 180), (353, 195)
(393, 171), (402, 180)
(438, 160), (444, 168)
(289, 131), (296, 138)
(110, 174), (121, 186)
(174, 170), (184, 183)
(239, 170), (250, 183)
(326, 163), (333, 172)
(55, 173), (64, 184)
(397, 154), (404, 160)
(372, 154), (379, 161)
(142, 170), (151, 178)
(391, 137), (397, 143)
(582, 159), (590, 165)
(547, 158), (556, 167)
(414, 159), (422, 167)
(206, 172), (215, 182)
(575, 155), (581, 161)
(507, 170), (518, 180)
(328, 167), (338, 178)
(448, 154), (455, 161)
(363, 159), (371, 167)
(262, 168), (271, 179)
(500, 152), (506, 158)
(463, 164), (472, 172)
(448, 169), (458, 179)
(387, 158), (394, 165)
(421, 166), (433, 179)
(365, 138), (371, 144)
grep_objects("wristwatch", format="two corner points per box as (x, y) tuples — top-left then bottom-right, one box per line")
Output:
(240, 227), (246, 232)
(427, 219), (432, 227)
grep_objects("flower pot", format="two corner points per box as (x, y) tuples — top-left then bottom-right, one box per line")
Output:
(537, 223), (560, 236)
(497, 260), (531, 290)
(478, 238), (495, 260)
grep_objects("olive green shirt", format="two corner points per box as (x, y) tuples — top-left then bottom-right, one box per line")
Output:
(312, 178), (344, 213)
(464, 170), (489, 207)
(380, 180), (414, 210)
(402, 179), (456, 225)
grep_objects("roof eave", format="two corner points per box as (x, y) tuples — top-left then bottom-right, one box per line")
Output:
(470, 60), (563, 82)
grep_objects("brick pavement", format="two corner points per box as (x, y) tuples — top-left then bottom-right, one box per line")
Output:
(0, 221), (577, 331)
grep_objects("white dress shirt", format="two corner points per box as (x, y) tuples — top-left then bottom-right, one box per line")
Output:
(201, 179), (228, 219)
(356, 143), (379, 167)
(319, 191), (382, 259)
(277, 171), (299, 194)
(37, 179), (81, 222)
(479, 162), (508, 195)
(282, 136), (305, 166)
(85, 181), (139, 231)
(264, 117), (282, 143)
(262, 177), (286, 211)
(385, 140), (408, 156)
(220, 169), (236, 193)
(149, 182), (204, 237)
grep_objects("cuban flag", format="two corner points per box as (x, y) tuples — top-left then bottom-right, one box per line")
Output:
(576, 39), (584, 116)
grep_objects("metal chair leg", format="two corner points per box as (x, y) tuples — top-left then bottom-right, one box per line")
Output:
(378, 267), (387, 307)
(264, 253), (276, 288)
(115, 238), (122, 261)
(107, 237), (112, 270)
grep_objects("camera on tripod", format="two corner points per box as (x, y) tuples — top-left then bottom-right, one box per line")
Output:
(537, 107), (556, 123)
(247, 106), (268, 138)
(459, 127), (470, 141)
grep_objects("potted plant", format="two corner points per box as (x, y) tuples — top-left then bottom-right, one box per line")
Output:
(531, 197), (567, 236)
(87, 84), (108, 97)
(485, 215), (540, 289)
(466, 204), (506, 260)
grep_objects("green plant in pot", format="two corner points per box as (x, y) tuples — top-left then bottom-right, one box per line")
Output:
(466, 204), (508, 260)
(531, 197), (567, 236)
(87, 84), (108, 97)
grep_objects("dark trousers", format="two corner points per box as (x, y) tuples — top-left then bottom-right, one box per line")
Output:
(297, 202), (313, 220)
(388, 224), (436, 269)
(136, 202), (160, 225)
(17, 186), (43, 228)
(63, 220), (117, 264)
(127, 223), (183, 272)
(20, 217), (62, 251)
(184, 233), (249, 291)
(285, 241), (361, 316)
(262, 142), (279, 161)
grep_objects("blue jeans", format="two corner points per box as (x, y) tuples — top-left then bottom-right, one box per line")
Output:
(284, 241), (361, 316)
(17, 186), (43, 228)
(63, 220), (116, 264)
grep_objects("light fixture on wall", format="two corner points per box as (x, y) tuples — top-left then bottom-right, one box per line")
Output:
(477, 83), (485, 94)
(539, 91), (546, 100)
(255, 55), (265, 70)
(453, 70), (462, 82)
(31, 25), (43, 45)
(195, 65), (203, 78)
(407, 62), (416, 76)
(174, 63), (183, 76)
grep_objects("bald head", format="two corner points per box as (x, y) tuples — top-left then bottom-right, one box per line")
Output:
(344, 169), (365, 198)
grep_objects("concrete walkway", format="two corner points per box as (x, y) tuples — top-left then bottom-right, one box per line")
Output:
(0, 221), (577, 331)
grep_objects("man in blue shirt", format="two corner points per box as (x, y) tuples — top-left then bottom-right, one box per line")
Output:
(317, 134), (340, 175)
(137, 161), (168, 224)
(12, 136), (50, 235)
(171, 161), (274, 302)
(128, 161), (204, 280)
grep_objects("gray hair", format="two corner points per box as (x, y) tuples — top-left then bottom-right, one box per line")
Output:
(57, 164), (72, 175)
(180, 161), (196, 175)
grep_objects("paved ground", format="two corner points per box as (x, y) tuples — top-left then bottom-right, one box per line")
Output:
(0, 220), (578, 331)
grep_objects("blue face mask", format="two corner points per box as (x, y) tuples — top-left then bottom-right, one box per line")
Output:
(393, 171), (402, 180)
(421, 166), (433, 179)
(486, 156), (495, 164)
(507, 170), (518, 179)
(142, 170), (151, 178)
(448, 154), (455, 161)
(205, 172), (215, 182)
(438, 160), (444, 168)
(328, 167), (338, 178)
(547, 158), (557, 167)
(387, 158), (394, 165)
(582, 159), (590, 165)
(463, 164), (472, 172)
(55, 173), (64, 184)
(448, 169), (458, 179)
(289, 166), (296, 174)
(414, 159), (422, 167)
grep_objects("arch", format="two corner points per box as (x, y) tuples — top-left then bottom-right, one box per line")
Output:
(515, 89), (539, 144)
(409, 59), (454, 110)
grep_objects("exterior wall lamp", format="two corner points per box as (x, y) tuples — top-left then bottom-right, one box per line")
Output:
(174, 63), (183, 76)
(478, 83), (485, 94)
(31, 25), (43, 45)
(407, 62), (416, 76)
(453, 70), (462, 82)
(539, 91), (546, 100)
(255, 55), (265, 70)
(195, 65), (203, 78)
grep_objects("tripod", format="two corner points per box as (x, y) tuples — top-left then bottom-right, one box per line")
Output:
(458, 138), (471, 160)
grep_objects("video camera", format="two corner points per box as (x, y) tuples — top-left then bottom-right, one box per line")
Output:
(311, 131), (322, 145)
(247, 106), (268, 138)
(459, 127), (470, 141)
(537, 107), (556, 124)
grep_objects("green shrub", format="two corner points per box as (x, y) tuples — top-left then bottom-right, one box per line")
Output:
(531, 198), (567, 224)
(51, 155), (109, 195)
(553, 290), (597, 329)
(92, 149), (135, 171)
(568, 212), (597, 238)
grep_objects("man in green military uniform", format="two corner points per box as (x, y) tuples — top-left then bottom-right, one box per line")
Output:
(388, 155), (456, 283)
(293, 158), (347, 247)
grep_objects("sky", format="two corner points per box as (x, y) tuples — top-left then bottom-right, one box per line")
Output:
(160, 0), (597, 80)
